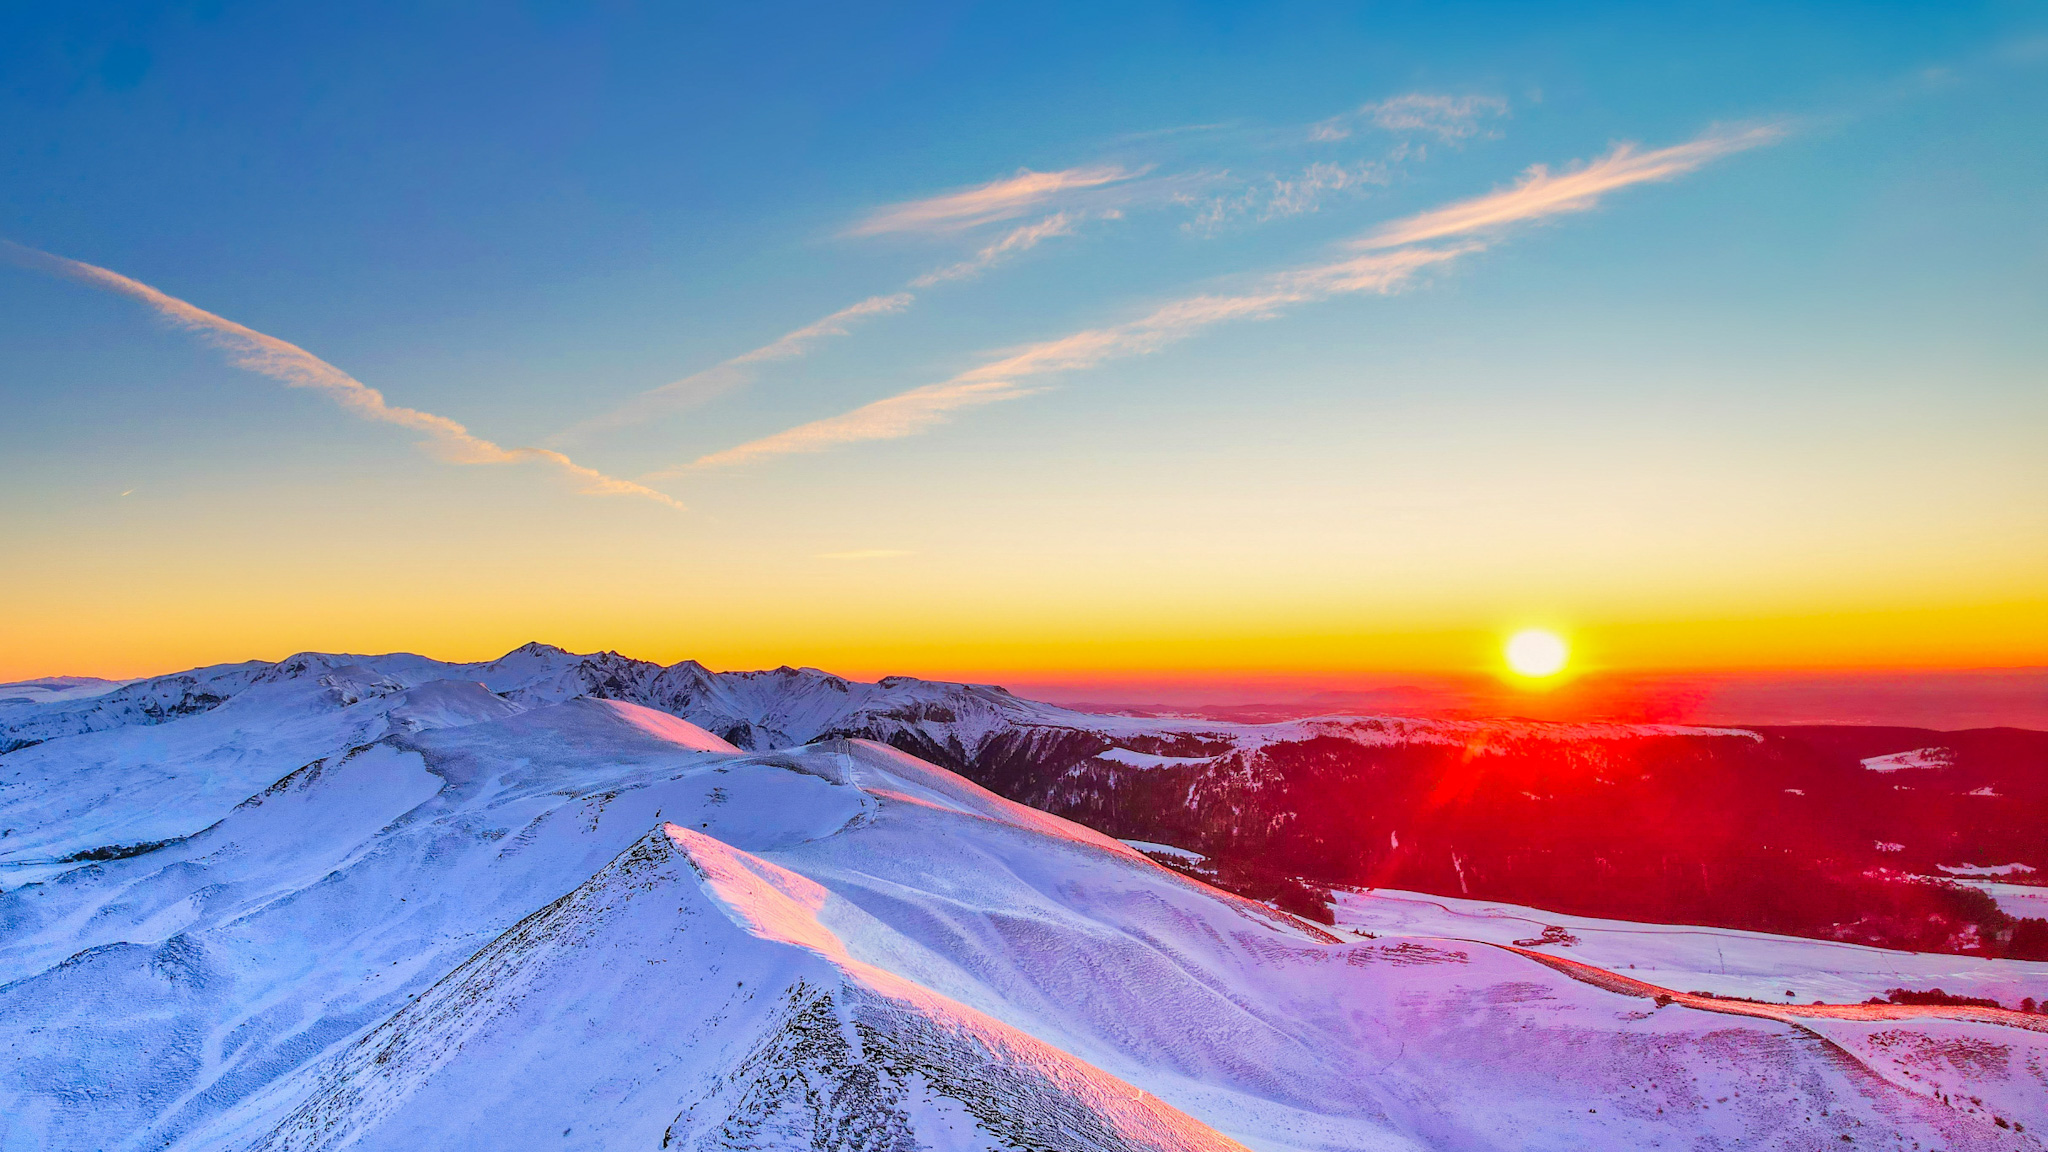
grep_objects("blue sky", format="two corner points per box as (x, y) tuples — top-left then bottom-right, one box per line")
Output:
(2, 1), (2044, 679)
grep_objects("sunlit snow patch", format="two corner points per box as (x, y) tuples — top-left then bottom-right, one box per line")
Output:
(1120, 839), (1206, 865)
(1861, 747), (1954, 772)
(1941, 880), (2048, 919)
(584, 697), (743, 752)
(1938, 862), (2038, 877)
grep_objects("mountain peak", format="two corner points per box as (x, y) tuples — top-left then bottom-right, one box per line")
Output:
(500, 641), (571, 660)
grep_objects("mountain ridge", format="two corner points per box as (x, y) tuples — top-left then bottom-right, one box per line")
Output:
(0, 664), (2041, 1149)
(4, 643), (2042, 960)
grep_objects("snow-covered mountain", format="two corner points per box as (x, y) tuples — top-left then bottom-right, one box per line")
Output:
(0, 641), (1741, 758)
(6, 643), (2044, 956)
(1, 644), (2044, 1149)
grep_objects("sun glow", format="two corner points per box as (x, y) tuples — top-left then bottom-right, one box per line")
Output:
(1505, 629), (1570, 678)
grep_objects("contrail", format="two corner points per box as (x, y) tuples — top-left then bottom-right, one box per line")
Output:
(3, 240), (682, 509)
(560, 292), (914, 441)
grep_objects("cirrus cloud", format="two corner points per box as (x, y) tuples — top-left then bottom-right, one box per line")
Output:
(911, 214), (1080, 287)
(1356, 124), (1785, 250)
(562, 292), (914, 440)
(675, 244), (1464, 472)
(847, 165), (1140, 236)
(677, 123), (1784, 473)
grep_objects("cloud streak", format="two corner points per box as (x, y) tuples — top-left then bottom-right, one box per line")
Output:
(572, 180), (1125, 443)
(848, 166), (1138, 236)
(680, 125), (1782, 472)
(1358, 125), (1784, 250)
(575, 174), (1148, 441)
(3, 240), (682, 509)
(727, 293), (916, 366)
(668, 378), (1044, 472)
(911, 214), (1079, 287)
(564, 292), (913, 439)
(677, 244), (1466, 472)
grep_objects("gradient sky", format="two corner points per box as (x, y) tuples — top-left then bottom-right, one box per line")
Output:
(3, 1), (2045, 684)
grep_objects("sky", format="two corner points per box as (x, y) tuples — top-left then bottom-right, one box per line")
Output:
(2, 1), (2045, 691)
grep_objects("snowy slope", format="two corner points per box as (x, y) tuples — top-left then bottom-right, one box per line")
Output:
(2, 665), (2043, 1149)
(1947, 881), (2048, 920)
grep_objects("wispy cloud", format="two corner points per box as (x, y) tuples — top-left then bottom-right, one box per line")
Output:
(730, 293), (915, 365)
(848, 165), (1139, 236)
(911, 214), (1080, 287)
(1358, 124), (1784, 250)
(569, 178), (1136, 443)
(1312, 93), (1509, 143)
(1267, 160), (1394, 217)
(3, 240), (683, 509)
(564, 292), (913, 439)
(575, 177), (1143, 441)
(1189, 158), (1396, 233)
(678, 244), (1464, 472)
(671, 378), (1044, 473)
(574, 173), (1156, 442)
(679, 124), (1781, 473)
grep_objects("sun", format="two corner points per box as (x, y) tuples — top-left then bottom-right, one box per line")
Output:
(1504, 629), (1569, 678)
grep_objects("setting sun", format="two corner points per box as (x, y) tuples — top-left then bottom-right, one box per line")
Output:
(1505, 629), (1570, 678)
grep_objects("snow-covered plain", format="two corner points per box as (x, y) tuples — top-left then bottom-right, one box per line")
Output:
(1, 647), (2043, 1150)
(1330, 886), (2048, 1007)
(0, 676), (127, 707)
(1946, 881), (2048, 921)
(1864, 747), (1955, 772)
(1941, 864), (2040, 878)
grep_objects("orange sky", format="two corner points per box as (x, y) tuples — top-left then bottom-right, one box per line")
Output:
(5, 562), (2042, 686)
(6, 24), (2044, 694)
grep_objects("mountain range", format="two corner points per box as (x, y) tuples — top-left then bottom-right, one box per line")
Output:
(3, 643), (2044, 1149)
(9, 643), (2041, 956)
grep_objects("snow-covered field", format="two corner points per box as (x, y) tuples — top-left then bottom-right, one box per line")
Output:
(1946, 880), (2048, 921)
(1, 648), (2043, 1150)
(1331, 886), (2048, 1007)
(1864, 747), (1955, 772)
(0, 676), (128, 707)
(1942, 864), (2040, 878)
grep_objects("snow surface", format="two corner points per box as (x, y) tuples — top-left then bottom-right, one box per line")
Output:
(1, 646), (2042, 1150)
(1095, 747), (1213, 769)
(1943, 881), (2048, 921)
(1863, 746), (1955, 772)
(1332, 887), (2048, 1008)
(1943, 863), (2041, 878)
(1122, 839), (1207, 864)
